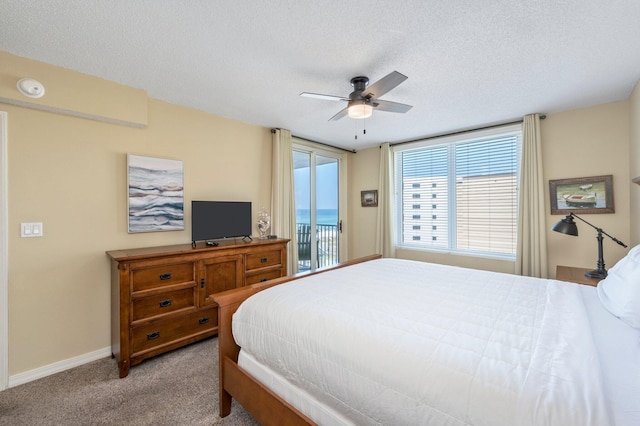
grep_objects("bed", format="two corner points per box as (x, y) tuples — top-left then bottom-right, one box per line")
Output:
(213, 250), (640, 425)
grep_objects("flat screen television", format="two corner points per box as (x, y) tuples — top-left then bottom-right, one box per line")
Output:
(191, 201), (252, 243)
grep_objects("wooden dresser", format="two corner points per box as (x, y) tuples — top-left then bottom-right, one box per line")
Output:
(107, 238), (288, 377)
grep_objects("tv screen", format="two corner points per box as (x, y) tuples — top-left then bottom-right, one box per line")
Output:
(191, 201), (252, 243)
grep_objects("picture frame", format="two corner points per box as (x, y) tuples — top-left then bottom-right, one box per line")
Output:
(361, 190), (378, 207)
(128, 154), (184, 232)
(549, 175), (614, 215)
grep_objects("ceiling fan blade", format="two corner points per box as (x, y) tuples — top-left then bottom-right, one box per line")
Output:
(300, 92), (347, 101)
(373, 99), (413, 114)
(328, 107), (349, 121)
(362, 71), (408, 99)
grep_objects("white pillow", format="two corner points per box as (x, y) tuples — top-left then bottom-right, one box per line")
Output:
(597, 244), (640, 329)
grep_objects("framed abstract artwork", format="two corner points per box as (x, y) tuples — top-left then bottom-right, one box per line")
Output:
(127, 154), (184, 232)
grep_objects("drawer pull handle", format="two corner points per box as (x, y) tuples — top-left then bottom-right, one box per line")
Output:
(147, 331), (160, 340)
(198, 317), (209, 325)
(260, 257), (268, 263)
(260, 278), (268, 282)
(159, 299), (172, 308)
(159, 273), (172, 281)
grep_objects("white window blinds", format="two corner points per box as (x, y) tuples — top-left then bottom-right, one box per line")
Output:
(395, 126), (521, 258)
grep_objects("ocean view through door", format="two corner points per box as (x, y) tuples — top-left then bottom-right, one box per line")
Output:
(293, 149), (340, 272)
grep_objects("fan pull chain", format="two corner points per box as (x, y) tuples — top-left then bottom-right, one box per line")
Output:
(354, 119), (367, 140)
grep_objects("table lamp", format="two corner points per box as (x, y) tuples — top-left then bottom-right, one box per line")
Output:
(552, 212), (627, 278)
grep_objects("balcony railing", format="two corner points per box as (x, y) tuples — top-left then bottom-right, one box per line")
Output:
(297, 223), (338, 271)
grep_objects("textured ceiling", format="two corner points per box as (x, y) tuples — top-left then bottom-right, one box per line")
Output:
(1, 0), (640, 151)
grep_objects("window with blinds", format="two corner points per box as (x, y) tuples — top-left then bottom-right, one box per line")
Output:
(394, 125), (521, 258)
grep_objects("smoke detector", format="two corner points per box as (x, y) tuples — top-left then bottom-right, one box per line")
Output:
(16, 78), (45, 98)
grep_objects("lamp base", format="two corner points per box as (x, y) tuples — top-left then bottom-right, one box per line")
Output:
(585, 269), (607, 279)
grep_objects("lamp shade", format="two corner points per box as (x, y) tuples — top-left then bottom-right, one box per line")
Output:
(552, 214), (578, 236)
(347, 101), (373, 119)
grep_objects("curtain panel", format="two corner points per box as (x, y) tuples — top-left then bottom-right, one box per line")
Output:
(375, 143), (397, 258)
(271, 129), (298, 274)
(516, 114), (548, 277)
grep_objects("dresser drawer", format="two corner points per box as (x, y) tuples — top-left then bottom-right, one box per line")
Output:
(245, 249), (282, 271)
(245, 269), (283, 285)
(131, 261), (195, 292)
(132, 287), (196, 322)
(131, 308), (217, 355)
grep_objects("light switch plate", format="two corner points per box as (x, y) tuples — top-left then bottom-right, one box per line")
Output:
(21, 222), (43, 237)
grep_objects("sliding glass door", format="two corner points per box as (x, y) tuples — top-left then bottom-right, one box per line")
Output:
(293, 147), (342, 272)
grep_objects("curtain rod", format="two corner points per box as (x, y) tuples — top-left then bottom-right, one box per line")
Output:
(271, 129), (356, 153)
(389, 115), (546, 147)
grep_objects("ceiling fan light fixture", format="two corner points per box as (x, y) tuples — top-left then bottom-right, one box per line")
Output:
(347, 102), (373, 119)
(300, 71), (411, 121)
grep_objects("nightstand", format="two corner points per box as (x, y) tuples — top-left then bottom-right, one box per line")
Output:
(555, 265), (603, 287)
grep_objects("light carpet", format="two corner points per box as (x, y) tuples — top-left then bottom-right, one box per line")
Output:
(0, 337), (258, 425)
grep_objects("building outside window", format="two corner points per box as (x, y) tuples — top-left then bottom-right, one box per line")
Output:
(394, 125), (522, 259)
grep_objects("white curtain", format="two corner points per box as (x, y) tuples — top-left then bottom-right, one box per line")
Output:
(375, 143), (396, 258)
(271, 129), (298, 275)
(516, 114), (548, 277)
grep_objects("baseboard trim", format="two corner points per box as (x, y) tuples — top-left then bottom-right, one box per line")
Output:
(8, 346), (112, 388)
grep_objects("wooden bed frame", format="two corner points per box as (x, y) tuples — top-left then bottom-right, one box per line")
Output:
(212, 254), (382, 425)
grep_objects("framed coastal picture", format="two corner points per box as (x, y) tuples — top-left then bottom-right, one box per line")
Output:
(127, 154), (184, 232)
(361, 190), (378, 207)
(549, 175), (614, 215)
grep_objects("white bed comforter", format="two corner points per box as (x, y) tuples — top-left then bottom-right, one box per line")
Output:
(232, 258), (612, 425)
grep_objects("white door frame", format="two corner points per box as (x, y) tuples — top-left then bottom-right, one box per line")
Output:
(0, 111), (8, 390)
(292, 141), (347, 269)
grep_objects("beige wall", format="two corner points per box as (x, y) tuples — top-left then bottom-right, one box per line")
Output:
(630, 81), (640, 245)
(3, 53), (272, 375)
(350, 101), (635, 277)
(0, 52), (148, 127)
(348, 147), (379, 259)
(543, 101), (630, 277)
(4, 49), (639, 380)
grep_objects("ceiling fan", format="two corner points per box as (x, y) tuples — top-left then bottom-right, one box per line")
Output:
(300, 71), (413, 121)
